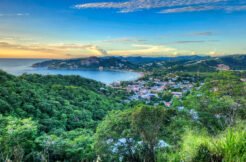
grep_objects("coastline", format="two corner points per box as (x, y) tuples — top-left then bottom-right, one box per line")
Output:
(33, 66), (145, 78)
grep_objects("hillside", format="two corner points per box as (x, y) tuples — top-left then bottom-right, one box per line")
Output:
(32, 55), (246, 73)
(118, 55), (208, 64)
(32, 55), (208, 71)
(32, 56), (137, 70)
(165, 55), (246, 72)
(0, 68), (245, 161)
(219, 55), (246, 70)
(0, 70), (123, 132)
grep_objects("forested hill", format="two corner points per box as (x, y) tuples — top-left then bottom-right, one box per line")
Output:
(0, 70), (245, 161)
(0, 70), (123, 132)
(32, 55), (246, 72)
(32, 56), (137, 70)
(190, 54), (246, 71)
(21, 73), (106, 94)
(32, 55), (208, 71)
(219, 55), (246, 70)
(147, 54), (246, 72)
(119, 55), (208, 64)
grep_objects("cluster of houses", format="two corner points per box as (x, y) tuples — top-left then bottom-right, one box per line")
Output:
(112, 75), (197, 107)
(217, 64), (230, 71)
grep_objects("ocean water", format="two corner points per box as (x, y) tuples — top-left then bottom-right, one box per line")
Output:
(0, 59), (141, 84)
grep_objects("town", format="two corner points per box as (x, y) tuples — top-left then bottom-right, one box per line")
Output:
(111, 73), (202, 108)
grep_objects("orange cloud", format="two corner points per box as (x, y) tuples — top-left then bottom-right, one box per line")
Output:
(0, 42), (108, 58)
(0, 49), (65, 59)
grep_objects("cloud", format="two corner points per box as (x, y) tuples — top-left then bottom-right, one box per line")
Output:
(0, 35), (34, 43)
(0, 41), (177, 57)
(74, 0), (225, 13)
(16, 13), (30, 16)
(0, 13), (30, 17)
(86, 45), (108, 55)
(108, 43), (177, 56)
(103, 37), (147, 43)
(0, 42), (108, 57)
(160, 5), (246, 13)
(0, 42), (57, 53)
(49, 43), (108, 56)
(225, 5), (246, 12)
(54, 43), (178, 56)
(172, 40), (219, 44)
(209, 51), (221, 56)
(190, 32), (214, 36)
(174, 40), (206, 44)
(160, 5), (217, 13)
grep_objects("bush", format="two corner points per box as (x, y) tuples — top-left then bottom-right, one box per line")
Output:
(162, 123), (246, 162)
(209, 128), (246, 162)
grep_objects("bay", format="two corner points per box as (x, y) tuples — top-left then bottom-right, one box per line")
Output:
(0, 59), (141, 84)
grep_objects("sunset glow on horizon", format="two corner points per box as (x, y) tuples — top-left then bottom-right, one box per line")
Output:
(1, 0), (246, 59)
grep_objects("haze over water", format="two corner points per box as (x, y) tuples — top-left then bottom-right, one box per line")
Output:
(0, 59), (141, 84)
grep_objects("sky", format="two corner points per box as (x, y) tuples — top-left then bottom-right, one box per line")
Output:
(0, 0), (246, 58)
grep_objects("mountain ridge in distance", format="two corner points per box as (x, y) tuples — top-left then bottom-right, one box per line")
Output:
(32, 54), (246, 71)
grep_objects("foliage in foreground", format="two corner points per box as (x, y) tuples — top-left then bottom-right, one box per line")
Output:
(0, 71), (122, 161)
(0, 70), (245, 161)
(158, 123), (246, 162)
(95, 105), (177, 162)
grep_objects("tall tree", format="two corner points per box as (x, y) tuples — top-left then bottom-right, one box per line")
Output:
(95, 105), (176, 162)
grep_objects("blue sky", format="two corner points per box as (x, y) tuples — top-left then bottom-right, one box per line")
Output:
(0, 0), (246, 58)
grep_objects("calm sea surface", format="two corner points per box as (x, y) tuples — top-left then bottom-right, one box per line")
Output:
(0, 59), (141, 84)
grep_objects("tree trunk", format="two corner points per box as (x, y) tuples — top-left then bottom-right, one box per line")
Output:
(144, 145), (155, 162)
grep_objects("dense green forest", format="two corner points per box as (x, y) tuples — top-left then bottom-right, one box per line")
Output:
(0, 70), (124, 161)
(0, 68), (246, 161)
